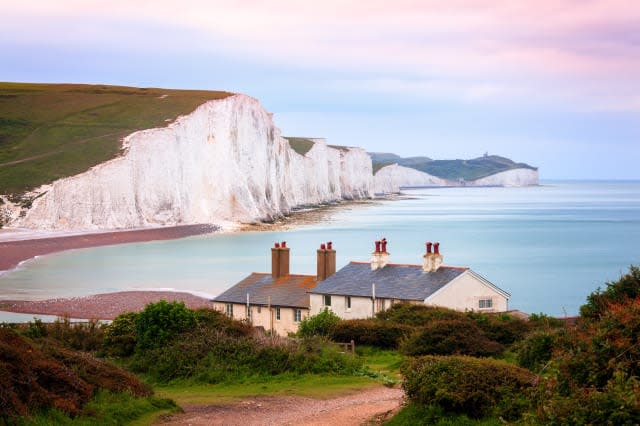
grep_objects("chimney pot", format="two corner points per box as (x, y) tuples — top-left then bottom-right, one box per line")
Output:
(281, 241), (287, 248)
(275, 242), (280, 248)
(381, 238), (388, 253)
(434, 242), (440, 254)
(327, 241), (332, 250)
(374, 240), (381, 253)
(320, 243), (326, 250)
(426, 242), (432, 254)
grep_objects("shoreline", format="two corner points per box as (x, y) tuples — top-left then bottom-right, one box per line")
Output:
(0, 290), (213, 320)
(0, 198), (387, 319)
(0, 223), (219, 273)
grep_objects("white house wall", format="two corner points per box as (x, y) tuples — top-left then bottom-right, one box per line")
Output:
(212, 302), (308, 336)
(424, 271), (508, 312)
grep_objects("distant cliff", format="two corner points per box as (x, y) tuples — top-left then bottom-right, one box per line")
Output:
(371, 152), (538, 192)
(8, 95), (372, 230)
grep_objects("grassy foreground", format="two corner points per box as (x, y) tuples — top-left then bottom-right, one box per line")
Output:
(0, 82), (231, 195)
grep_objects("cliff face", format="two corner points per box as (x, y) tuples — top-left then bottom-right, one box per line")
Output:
(373, 165), (538, 193)
(373, 164), (449, 193)
(15, 95), (373, 230)
(464, 168), (539, 187)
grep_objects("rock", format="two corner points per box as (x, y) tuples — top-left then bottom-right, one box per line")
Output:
(14, 95), (373, 230)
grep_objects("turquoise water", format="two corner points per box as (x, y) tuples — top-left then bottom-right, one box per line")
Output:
(1, 181), (638, 317)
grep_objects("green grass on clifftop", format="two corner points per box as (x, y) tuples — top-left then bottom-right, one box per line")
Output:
(284, 137), (316, 156)
(0, 82), (232, 195)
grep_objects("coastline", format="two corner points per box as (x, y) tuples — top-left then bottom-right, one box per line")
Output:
(0, 198), (385, 319)
(0, 291), (213, 320)
(0, 223), (219, 273)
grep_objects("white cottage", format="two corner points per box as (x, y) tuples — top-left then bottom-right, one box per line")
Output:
(308, 240), (509, 318)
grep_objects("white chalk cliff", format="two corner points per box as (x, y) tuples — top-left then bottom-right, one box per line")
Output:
(464, 168), (539, 187)
(373, 164), (450, 194)
(373, 164), (538, 193)
(15, 95), (373, 230)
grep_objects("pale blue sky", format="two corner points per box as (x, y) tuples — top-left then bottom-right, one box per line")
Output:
(2, 1), (639, 179)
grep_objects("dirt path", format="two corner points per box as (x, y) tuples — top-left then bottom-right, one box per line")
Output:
(157, 386), (404, 426)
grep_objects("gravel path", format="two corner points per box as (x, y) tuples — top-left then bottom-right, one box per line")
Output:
(157, 386), (404, 426)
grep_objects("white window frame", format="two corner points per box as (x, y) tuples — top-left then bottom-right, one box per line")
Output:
(479, 298), (493, 309)
(225, 303), (233, 317)
(276, 307), (281, 321)
(294, 308), (302, 322)
(324, 294), (332, 307)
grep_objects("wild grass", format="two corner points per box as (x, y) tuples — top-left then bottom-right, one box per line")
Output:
(155, 373), (381, 405)
(284, 137), (315, 156)
(15, 391), (179, 426)
(0, 82), (231, 195)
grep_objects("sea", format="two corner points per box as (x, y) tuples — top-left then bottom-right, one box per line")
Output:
(1, 180), (638, 319)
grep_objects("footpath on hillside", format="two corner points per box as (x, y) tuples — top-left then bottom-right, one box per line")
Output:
(156, 386), (403, 426)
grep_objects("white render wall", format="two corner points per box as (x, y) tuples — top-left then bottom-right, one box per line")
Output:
(212, 301), (309, 336)
(425, 271), (508, 312)
(15, 95), (373, 230)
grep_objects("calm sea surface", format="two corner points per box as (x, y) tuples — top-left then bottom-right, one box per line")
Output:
(1, 180), (638, 317)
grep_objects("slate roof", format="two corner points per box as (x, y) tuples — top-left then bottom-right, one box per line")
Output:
(213, 273), (318, 308)
(309, 262), (469, 301)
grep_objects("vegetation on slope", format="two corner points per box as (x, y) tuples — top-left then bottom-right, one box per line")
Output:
(369, 151), (536, 180)
(284, 136), (316, 156)
(0, 82), (232, 196)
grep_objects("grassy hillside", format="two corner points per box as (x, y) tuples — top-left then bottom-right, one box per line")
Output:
(370, 152), (536, 180)
(284, 137), (316, 155)
(0, 82), (232, 196)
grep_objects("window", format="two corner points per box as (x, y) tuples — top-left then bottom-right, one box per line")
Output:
(479, 299), (493, 309)
(225, 303), (233, 317)
(376, 298), (385, 312)
(345, 296), (351, 310)
(276, 307), (281, 321)
(247, 305), (252, 320)
(324, 295), (332, 306)
(257, 306), (261, 313)
(294, 309), (302, 322)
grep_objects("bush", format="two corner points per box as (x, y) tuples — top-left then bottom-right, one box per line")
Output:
(47, 317), (105, 352)
(134, 300), (196, 352)
(400, 319), (504, 357)
(580, 265), (640, 321)
(402, 355), (536, 420)
(103, 312), (138, 357)
(329, 319), (412, 349)
(467, 312), (530, 346)
(516, 330), (558, 373)
(297, 308), (340, 337)
(532, 371), (640, 425)
(376, 303), (465, 326)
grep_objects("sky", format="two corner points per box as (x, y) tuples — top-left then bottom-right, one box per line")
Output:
(1, 0), (639, 179)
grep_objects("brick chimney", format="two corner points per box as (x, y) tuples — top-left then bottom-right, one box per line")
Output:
(422, 241), (443, 272)
(317, 241), (337, 281)
(370, 238), (390, 271)
(271, 242), (290, 278)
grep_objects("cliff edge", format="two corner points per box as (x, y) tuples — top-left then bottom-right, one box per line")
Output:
(9, 95), (373, 230)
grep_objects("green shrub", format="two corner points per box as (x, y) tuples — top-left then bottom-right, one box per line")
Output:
(47, 317), (105, 352)
(329, 319), (412, 349)
(400, 319), (504, 357)
(23, 318), (48, 338)
(467, 312), (530, 346)
(103, 312), (138, 357)
(580, 265), (640, 321)
(376, 303), (465, 326)
(134, 300), (196, 352)
(297, 308), (340, 337)
(532, 371), (640, 425)
(402, 355), (536, 420)
(516, 330), (558, 373)
(193, 308), (252, 337)
(527, 313), (564, 331)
